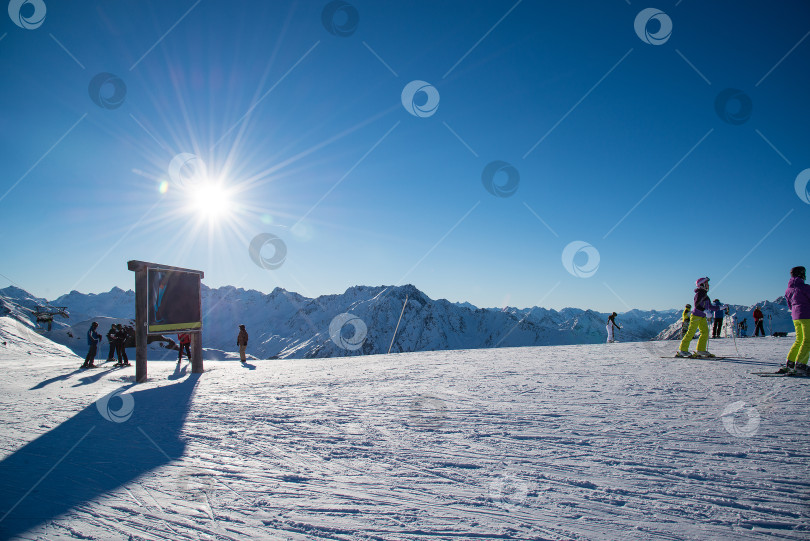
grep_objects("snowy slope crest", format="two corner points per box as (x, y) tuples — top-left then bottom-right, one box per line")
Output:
(0, 317), (78, 360)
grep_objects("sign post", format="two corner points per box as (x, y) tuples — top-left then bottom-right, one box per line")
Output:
(127, 260), (204, 382)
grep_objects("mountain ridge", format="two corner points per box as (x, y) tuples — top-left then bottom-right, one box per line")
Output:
(0, 284), (794, 359)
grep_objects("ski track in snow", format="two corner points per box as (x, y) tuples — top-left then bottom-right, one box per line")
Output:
(0, 335), (808, 540)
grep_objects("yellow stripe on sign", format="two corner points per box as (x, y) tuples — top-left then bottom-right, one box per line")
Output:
(148, 322), (202, 332)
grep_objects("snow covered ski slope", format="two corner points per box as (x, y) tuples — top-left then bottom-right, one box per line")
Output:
(0, 336), (808, 540)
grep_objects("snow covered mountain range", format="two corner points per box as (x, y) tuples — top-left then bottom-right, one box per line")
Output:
(0, 284), (794, 360)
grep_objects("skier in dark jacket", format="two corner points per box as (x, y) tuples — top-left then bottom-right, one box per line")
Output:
(237, 324), (248, 363)
(81, 322), (101, 368)
(105, 325), (117, 361)
(711, 300), (724, 338)
(114, 324), (130, 366)
(782, 266), (810, 375)
(677, 277), (726, 358)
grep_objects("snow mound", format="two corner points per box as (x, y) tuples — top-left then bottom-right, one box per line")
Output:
(0, 317), (79, 360)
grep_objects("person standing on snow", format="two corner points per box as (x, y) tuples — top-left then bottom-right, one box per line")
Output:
(81, 322), (101, 368)
(237, 324), (248, 363)
(711, 300), (725, 339)
(105, 324), (117, 362)
(114, 324), (130, 366)
(177, 333), (191, 363)
(676, 277), (726, 358)
(753, 305), (765, 337)
(681, 304), (691, 338)
(606, 312), (621, 343)
(781, 266), (810, 375)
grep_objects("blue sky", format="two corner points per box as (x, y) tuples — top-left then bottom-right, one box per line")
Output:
(1, 0), (808, 312)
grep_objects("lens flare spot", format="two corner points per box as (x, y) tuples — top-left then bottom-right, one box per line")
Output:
(191, 183), (233, 220)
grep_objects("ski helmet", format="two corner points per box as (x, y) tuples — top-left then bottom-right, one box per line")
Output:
(791, 266), (806, 280)
(696, 277), (710, 290)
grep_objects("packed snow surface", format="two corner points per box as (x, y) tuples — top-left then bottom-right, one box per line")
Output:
(0, 334), (808, 540)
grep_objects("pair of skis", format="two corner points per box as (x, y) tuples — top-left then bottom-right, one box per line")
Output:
(662, 354), (807, 377)
(661, 354), (733, 360)
(750, 369), (808, 378)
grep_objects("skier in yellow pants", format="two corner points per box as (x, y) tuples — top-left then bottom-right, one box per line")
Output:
(676, 277), (726, 358)
(782, 266), (810, 375)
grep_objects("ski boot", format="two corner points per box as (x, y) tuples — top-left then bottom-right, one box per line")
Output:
(693, 351), (716, 358)
(775, 361), (795, 374)
(675, 350), (692, 358)
(794, 364), (809, 377)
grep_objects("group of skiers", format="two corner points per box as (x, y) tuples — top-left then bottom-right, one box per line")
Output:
(604, 266), (810, 376)
(82, 322), (249, 368)
(81, 322), (132, 369)
(680, 303), (766, 340)
(82, 321), (135, 368)
(674, 266), (810, 376)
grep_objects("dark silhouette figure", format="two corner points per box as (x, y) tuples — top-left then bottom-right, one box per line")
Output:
(81, 322), (101, 368)
(114, 324), (130, 366)
(105, 325), (117, 361)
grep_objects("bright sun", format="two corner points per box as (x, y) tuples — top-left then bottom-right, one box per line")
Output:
(191, 183), (233, 220)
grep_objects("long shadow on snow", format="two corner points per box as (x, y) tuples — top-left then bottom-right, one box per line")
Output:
(168, 363), (188, 380)
(29, 369), (84, 390)
(0, 374), (199, 540)
(70, 367), (123, 387)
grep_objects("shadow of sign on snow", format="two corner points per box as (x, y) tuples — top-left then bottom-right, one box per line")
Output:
(0, 374), (199, 539)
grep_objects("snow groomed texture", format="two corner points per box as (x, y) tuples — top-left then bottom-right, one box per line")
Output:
(0, 329), (807, 540)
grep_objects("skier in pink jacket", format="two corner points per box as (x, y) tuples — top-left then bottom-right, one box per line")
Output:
(676, 277), (726, 358)
(782, 266), (810, 375)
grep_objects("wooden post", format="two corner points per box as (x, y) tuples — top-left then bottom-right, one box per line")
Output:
(134, 267), (148, 383)
(190, 332), (203, 374)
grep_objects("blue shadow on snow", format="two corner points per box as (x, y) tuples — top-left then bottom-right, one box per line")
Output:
(0, 374), (199, 540)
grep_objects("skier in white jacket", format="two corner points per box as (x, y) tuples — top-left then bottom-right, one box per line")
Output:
(606, 312), (620, 343)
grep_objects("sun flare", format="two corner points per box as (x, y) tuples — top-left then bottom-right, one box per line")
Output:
(191, 182), (233, 220)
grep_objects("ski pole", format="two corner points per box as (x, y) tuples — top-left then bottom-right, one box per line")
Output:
(729, 313), (739, 357)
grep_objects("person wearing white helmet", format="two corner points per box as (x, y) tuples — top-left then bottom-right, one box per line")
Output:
(676, 277), (726, 358)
